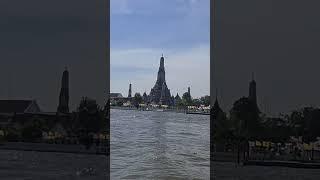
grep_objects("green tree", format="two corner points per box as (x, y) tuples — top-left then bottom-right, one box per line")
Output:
(263, 117), (290, 142)
(230, 97), (262, 140)
(182, 92), (192, 106)
(76, 97), (106, 149)
(212, 106), (230, 144)
(116, 100), (123, 107)
(287, 107), (320, 143)
(21, 119), (44, 142)
(175, 94), (183, 108)
(5, 128), (20, 142)
(229, 97), (263, 163)
(133, 93), (143, 108)
(200, 95), (210, 106)
(76, 97), (106, 133)
(192, 98), (201, 107)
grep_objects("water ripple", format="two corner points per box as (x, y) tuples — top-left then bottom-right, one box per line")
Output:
(111, 109), (210, 179)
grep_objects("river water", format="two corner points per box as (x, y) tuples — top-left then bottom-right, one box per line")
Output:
(0, 149), (109, 180)
(110, 109), (210, 179)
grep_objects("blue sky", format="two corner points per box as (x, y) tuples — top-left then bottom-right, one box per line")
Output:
(111, 0), (210, 98)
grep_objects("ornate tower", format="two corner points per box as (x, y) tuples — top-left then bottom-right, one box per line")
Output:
(149, 54), (171, 105)
(128, 83), (132, 98)
(57, 67), (69, 113)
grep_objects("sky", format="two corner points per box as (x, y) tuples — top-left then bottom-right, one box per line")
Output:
(214, 0), (320, 116)
(0, 0), (108, 112)
(110, 0), (210, 98)
(3, 0), (317, 116)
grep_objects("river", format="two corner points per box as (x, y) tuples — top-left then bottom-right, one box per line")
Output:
(0, 149), (109, 180)
(110, 109), (210, 179)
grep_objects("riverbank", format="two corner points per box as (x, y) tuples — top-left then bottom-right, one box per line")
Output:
(213, 151), (320, 169)
(213, 161), (320, 180)
(244, 160), (320, 169)
(0, 142), (108, 156)
(110, 106), (210, 115)
(0, 149), (109, 179)
(186, 111), (210, 115)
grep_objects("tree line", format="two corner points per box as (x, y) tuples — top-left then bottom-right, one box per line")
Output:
(213, 97), (320, 145)
(3, 97), (109, 149)
(125, 92), (210, 108)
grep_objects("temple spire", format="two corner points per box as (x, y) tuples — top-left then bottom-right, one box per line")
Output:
(128, 83), (132, 98)
(149, 55), (171, 105)
(249, 72), (258, 110)
(57, 68), (69, 113)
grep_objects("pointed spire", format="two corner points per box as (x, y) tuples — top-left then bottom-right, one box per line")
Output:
(128, 83), (132, 98)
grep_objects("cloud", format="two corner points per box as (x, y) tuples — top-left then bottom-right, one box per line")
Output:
(111, 45), (210, 98)
(111, 0), (132, 15)
(110, 0), (210, 98)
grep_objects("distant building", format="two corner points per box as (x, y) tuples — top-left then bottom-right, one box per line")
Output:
(110, 83), (134, 106)
(110, 93), (123, 105)
(0, 100), (41, 115)
(110, 93), (123, 98)
(0, 99), (41, 127)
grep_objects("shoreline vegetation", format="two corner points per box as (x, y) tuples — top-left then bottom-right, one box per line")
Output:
(211, 78), (320, 169)
(0, 142), (108, 156)
(0, 97), (110, 156)
(212, 96), (320, 168)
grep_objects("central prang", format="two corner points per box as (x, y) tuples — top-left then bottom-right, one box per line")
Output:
(149, 55), (172, 106)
